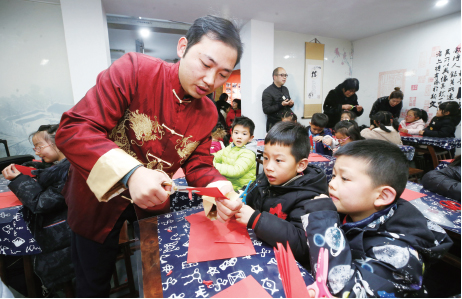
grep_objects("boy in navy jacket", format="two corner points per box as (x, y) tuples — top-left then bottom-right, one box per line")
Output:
(302, 140), (452, 297)
(306, 113), (333, 156)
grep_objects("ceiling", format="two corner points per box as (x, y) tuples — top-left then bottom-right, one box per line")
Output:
(103, 0), (461, 62)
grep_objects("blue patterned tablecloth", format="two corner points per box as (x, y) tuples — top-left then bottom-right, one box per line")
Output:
(401, 136), (461, 150)
(435, 160), (451, 170)
(156, 206), (314, 298)
(405, 181), (461, 234)
(0, 176), (41, 255)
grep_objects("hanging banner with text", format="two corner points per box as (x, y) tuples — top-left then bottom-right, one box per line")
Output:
(304, 42), (325, 118)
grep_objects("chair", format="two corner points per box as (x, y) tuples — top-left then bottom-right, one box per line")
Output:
(110, 221), (138, 297)
(0, 140), (10, 157)
(408, 167), (424, 183)
(414, 145), (452, 169)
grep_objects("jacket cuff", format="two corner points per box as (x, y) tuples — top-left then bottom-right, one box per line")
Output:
(9, 173), (24, 182)
(120, 165), (143, 188)
(304, 197), (337, 214)
(87, 148), (143, 202)
(247, 210), (261, 229)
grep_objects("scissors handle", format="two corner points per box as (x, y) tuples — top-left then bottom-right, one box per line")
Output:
(440, 200), (461, 211)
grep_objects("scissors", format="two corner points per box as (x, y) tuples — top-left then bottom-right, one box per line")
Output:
(238, 181), (252, 204)
(440, 200), (461, 211)
(163, 181), (228, 199)
(307, 247), (333, 298)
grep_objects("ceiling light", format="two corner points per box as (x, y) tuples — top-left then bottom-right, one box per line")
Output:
(40, 59), (49, 66)
(435, 0), (448, 7)
(139, 28), (150, 38)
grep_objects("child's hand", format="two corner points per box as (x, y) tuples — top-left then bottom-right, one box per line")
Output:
(216, 198), (243, 223)
(235, 205), (255, 226)
(369, 125), (375, 130)
(400, 128), (408, 133)
(313, 136), (323, 142)
(323, 138), (332, 146)
(1, 164), (21, 180)
(419, 130), (424, 135)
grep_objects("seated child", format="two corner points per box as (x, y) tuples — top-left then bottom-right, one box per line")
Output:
(361, 111), (402, 145)
(1, 124), (74, 293)
(281, 111), (298, 123)
(340, 110), (356, 121)
(210, 124), (227, 154)
(399, 108), (428, 135)
(307, 113), (333, 155)
(302, 139), (453, 297)
(234, 121), (328, 267)
(323, 120), (363, 152)
(421, 155), (461, 202)
(419, 101), (460, 137)
(213, 116), (257, 191)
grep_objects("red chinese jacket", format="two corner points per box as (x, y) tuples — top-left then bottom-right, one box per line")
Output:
(56, 53), (225, 243)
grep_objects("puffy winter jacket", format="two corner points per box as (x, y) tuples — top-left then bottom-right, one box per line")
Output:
(360, 126), (403, 145)
(399, 119), (426, 135)
(421, 165), (461, 202)
(8, 159), (74, 289)
(245, 164), (328, 268)
(423, 116), (457, 138)
(302, 197), (453, 297)
(213, 140), (257, 191)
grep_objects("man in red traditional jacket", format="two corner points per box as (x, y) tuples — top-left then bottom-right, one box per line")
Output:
(56, 15), (243, 297)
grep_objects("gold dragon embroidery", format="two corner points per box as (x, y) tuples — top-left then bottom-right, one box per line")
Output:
(129, 110), (164, 146)
(175, 136), (199, 164)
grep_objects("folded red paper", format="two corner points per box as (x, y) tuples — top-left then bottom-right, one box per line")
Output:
(274, 242), (309, 298)
(212, 275), (272, 298)
(400, 188), (427, 202)
(0, 192), (23, 209)
(186, 212), (256, 263)
(14, 165), (36, 177)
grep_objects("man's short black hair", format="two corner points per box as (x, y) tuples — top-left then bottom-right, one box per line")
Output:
(265, 121), (310, 162)
(232, 116), (255, 136)
(183, 15), (243, 67)
(334, 140), (408, 201)
(311, 113), (329, 128)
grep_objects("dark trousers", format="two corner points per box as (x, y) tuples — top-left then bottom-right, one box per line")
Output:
(71, 205), (137, 298)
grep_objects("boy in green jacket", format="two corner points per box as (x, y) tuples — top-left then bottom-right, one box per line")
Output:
(213, 116), (257, 191)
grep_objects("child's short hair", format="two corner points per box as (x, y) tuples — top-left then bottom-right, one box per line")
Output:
(311, 113), (329, 128)
(408, 108), (428, 123)
(265, 121), (310, 162)
(334, 139), (408, 201)
(232, 116), (255, 135)
(340, 110), (356, 120)
(333, 120), (363, 141)
(29, 124), (59, 144)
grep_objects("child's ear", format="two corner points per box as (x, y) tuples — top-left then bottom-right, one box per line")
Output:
(249, 135), (254, 142)
(374, 186), (396, 208)
(177, 37), (188, 58)
(296, 158), (309, 173)
(443, 110), (450, 116)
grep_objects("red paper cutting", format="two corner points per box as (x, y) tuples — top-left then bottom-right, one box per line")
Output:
(400, 189), (427, 202)
(212, 275), (272, 298)
(14, 165), (36, 177)
(0, 192), (23, 208)
(274, 242), (309, 298)
(185, 187), (228, 199)
(186, 212), (256, 263)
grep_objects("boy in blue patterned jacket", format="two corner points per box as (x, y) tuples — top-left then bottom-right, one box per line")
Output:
(302, 139), (452, 298)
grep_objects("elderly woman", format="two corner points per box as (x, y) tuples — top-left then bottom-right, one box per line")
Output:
(323, 78), (363, 128)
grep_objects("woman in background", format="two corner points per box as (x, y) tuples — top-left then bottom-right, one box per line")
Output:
(369, 87), (403, 125)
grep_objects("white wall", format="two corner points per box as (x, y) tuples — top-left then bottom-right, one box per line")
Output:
(241, 20), (275, 139)
(353, 12), (461, 144)
(0, 0), (74, 156)
(274, 31), (353, 126)
(61, 0), (111, 104)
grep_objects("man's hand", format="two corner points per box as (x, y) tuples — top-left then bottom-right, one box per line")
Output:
(341, 104), (352, 110)
(127, 167), (171, 209)
(419, 130), (425, 135)
(356, 105), (363, 112)
(281, 99), (291, 106)
(206, 180), (234, 197)
(400, 128), (408, 133)
(235, 205), (255, 226)
(288, 99), (294, 106)
(2, 164), (21, 180)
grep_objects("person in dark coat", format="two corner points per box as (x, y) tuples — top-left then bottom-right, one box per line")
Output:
(302, 140), (453, 298)
(233, 122), (328, 268)
(262, 67), (294, 132)
(421, 156), (461, 202)
(419, 101), (461, 138)
(323, 78), (363, 128)
(369, 87), (404, 125)
(1, 125), (74, 292)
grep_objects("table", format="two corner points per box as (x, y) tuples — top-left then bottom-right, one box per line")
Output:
(134, 205), (314, 298)
(401, 136), (461, 168)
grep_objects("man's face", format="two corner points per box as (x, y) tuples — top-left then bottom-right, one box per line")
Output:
(273, 68), (287, 87)
(177, 35), (238, 99)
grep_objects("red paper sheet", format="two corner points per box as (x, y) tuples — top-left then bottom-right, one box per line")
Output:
(257, 140), (264, 146)
(274, 242), (309, 298)
(212, 275), (272, 298)
(172, 168), (185, 179)
(441, 159), (454, 163)
(0, 192), (23, 208)
(14, 165), (36, 177)
(308, 153), (330, 162)
(186, 212), (256, 263)
(400, 189), (427, 202)
(186, 187), (228, 199)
